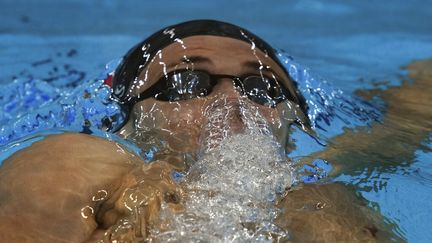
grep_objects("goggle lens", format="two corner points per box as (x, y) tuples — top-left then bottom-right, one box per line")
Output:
(152, 70), (288, 108)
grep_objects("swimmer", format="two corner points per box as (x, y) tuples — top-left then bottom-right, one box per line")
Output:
(0, 20), (401, 242)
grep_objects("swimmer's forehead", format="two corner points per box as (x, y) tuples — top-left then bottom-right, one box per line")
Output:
(127, 35), (297, 98)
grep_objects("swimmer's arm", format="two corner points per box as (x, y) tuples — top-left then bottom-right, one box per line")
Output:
(0, 133), (142, 242)
(277, 183), (405, 242)
(303, 60), (432, 176)
(306, 110), (430, 177)
(304, 123), (419, 176)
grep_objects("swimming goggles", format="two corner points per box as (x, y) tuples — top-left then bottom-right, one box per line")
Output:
(123, 69), (296, 108)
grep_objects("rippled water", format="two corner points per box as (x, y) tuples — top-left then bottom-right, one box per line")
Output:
(0, 52), (386, 241)
(1, 0), (432, 242)
(0, 52), (378, 149)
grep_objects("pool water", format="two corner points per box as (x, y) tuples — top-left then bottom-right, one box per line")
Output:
(1, 0), (431, 242)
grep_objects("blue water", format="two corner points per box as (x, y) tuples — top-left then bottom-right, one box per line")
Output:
(1, 0), (431, 241)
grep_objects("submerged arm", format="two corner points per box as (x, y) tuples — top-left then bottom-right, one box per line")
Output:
(307, 60), (432, 176)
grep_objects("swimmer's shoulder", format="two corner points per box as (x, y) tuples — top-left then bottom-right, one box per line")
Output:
(3, 132), (143, 169)
(0, 134), (142, 242)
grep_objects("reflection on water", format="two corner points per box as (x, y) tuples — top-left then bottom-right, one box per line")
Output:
(0, 55), (431, 242)
(306, 59), (432, 176)
(280, 56), (432, 237)
(305, 59), (432, 241)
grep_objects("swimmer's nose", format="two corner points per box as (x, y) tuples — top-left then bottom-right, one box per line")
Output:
(200, 78), (245, 150)
(210, 78), (242, 99)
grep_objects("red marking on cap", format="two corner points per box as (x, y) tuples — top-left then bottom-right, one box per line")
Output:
(104, 74), (113, 87)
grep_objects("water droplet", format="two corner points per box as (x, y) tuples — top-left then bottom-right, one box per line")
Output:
(80, 206), (94, 219)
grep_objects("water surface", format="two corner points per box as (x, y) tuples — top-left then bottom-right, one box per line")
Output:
(1, 0), (431, 241)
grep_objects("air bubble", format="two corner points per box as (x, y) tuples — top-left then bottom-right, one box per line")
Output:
(153, 133), (294, 242)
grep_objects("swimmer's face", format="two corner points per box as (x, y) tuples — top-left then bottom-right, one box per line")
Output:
(117, 36), (304, 154)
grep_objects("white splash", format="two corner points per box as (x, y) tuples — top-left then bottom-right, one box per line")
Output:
(153, 121), (295, 242)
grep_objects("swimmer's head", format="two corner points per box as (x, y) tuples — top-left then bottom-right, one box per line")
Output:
(110, 20), (312, 156)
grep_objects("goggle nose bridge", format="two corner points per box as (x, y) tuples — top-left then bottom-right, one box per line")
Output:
(209, 74), (246, 96)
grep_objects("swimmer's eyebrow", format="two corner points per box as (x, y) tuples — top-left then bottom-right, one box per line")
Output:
(243, 61), (273, 71)
(181, 56), (213, 64)
(166, 56), (213, 70)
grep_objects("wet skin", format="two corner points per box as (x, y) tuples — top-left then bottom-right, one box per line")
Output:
(0, 36), (402, 242)
(0, 134), (181, 242)
(290, 60), (432, 242)
(302, 60), (432, 177)
(118, 36), (300, 152)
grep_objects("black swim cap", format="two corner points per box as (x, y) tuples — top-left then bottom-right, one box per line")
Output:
(111, 19), (310, 131)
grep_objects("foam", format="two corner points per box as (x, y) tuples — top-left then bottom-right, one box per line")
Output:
(115, 93), (298, 241)
(153, 133), (294, 242)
